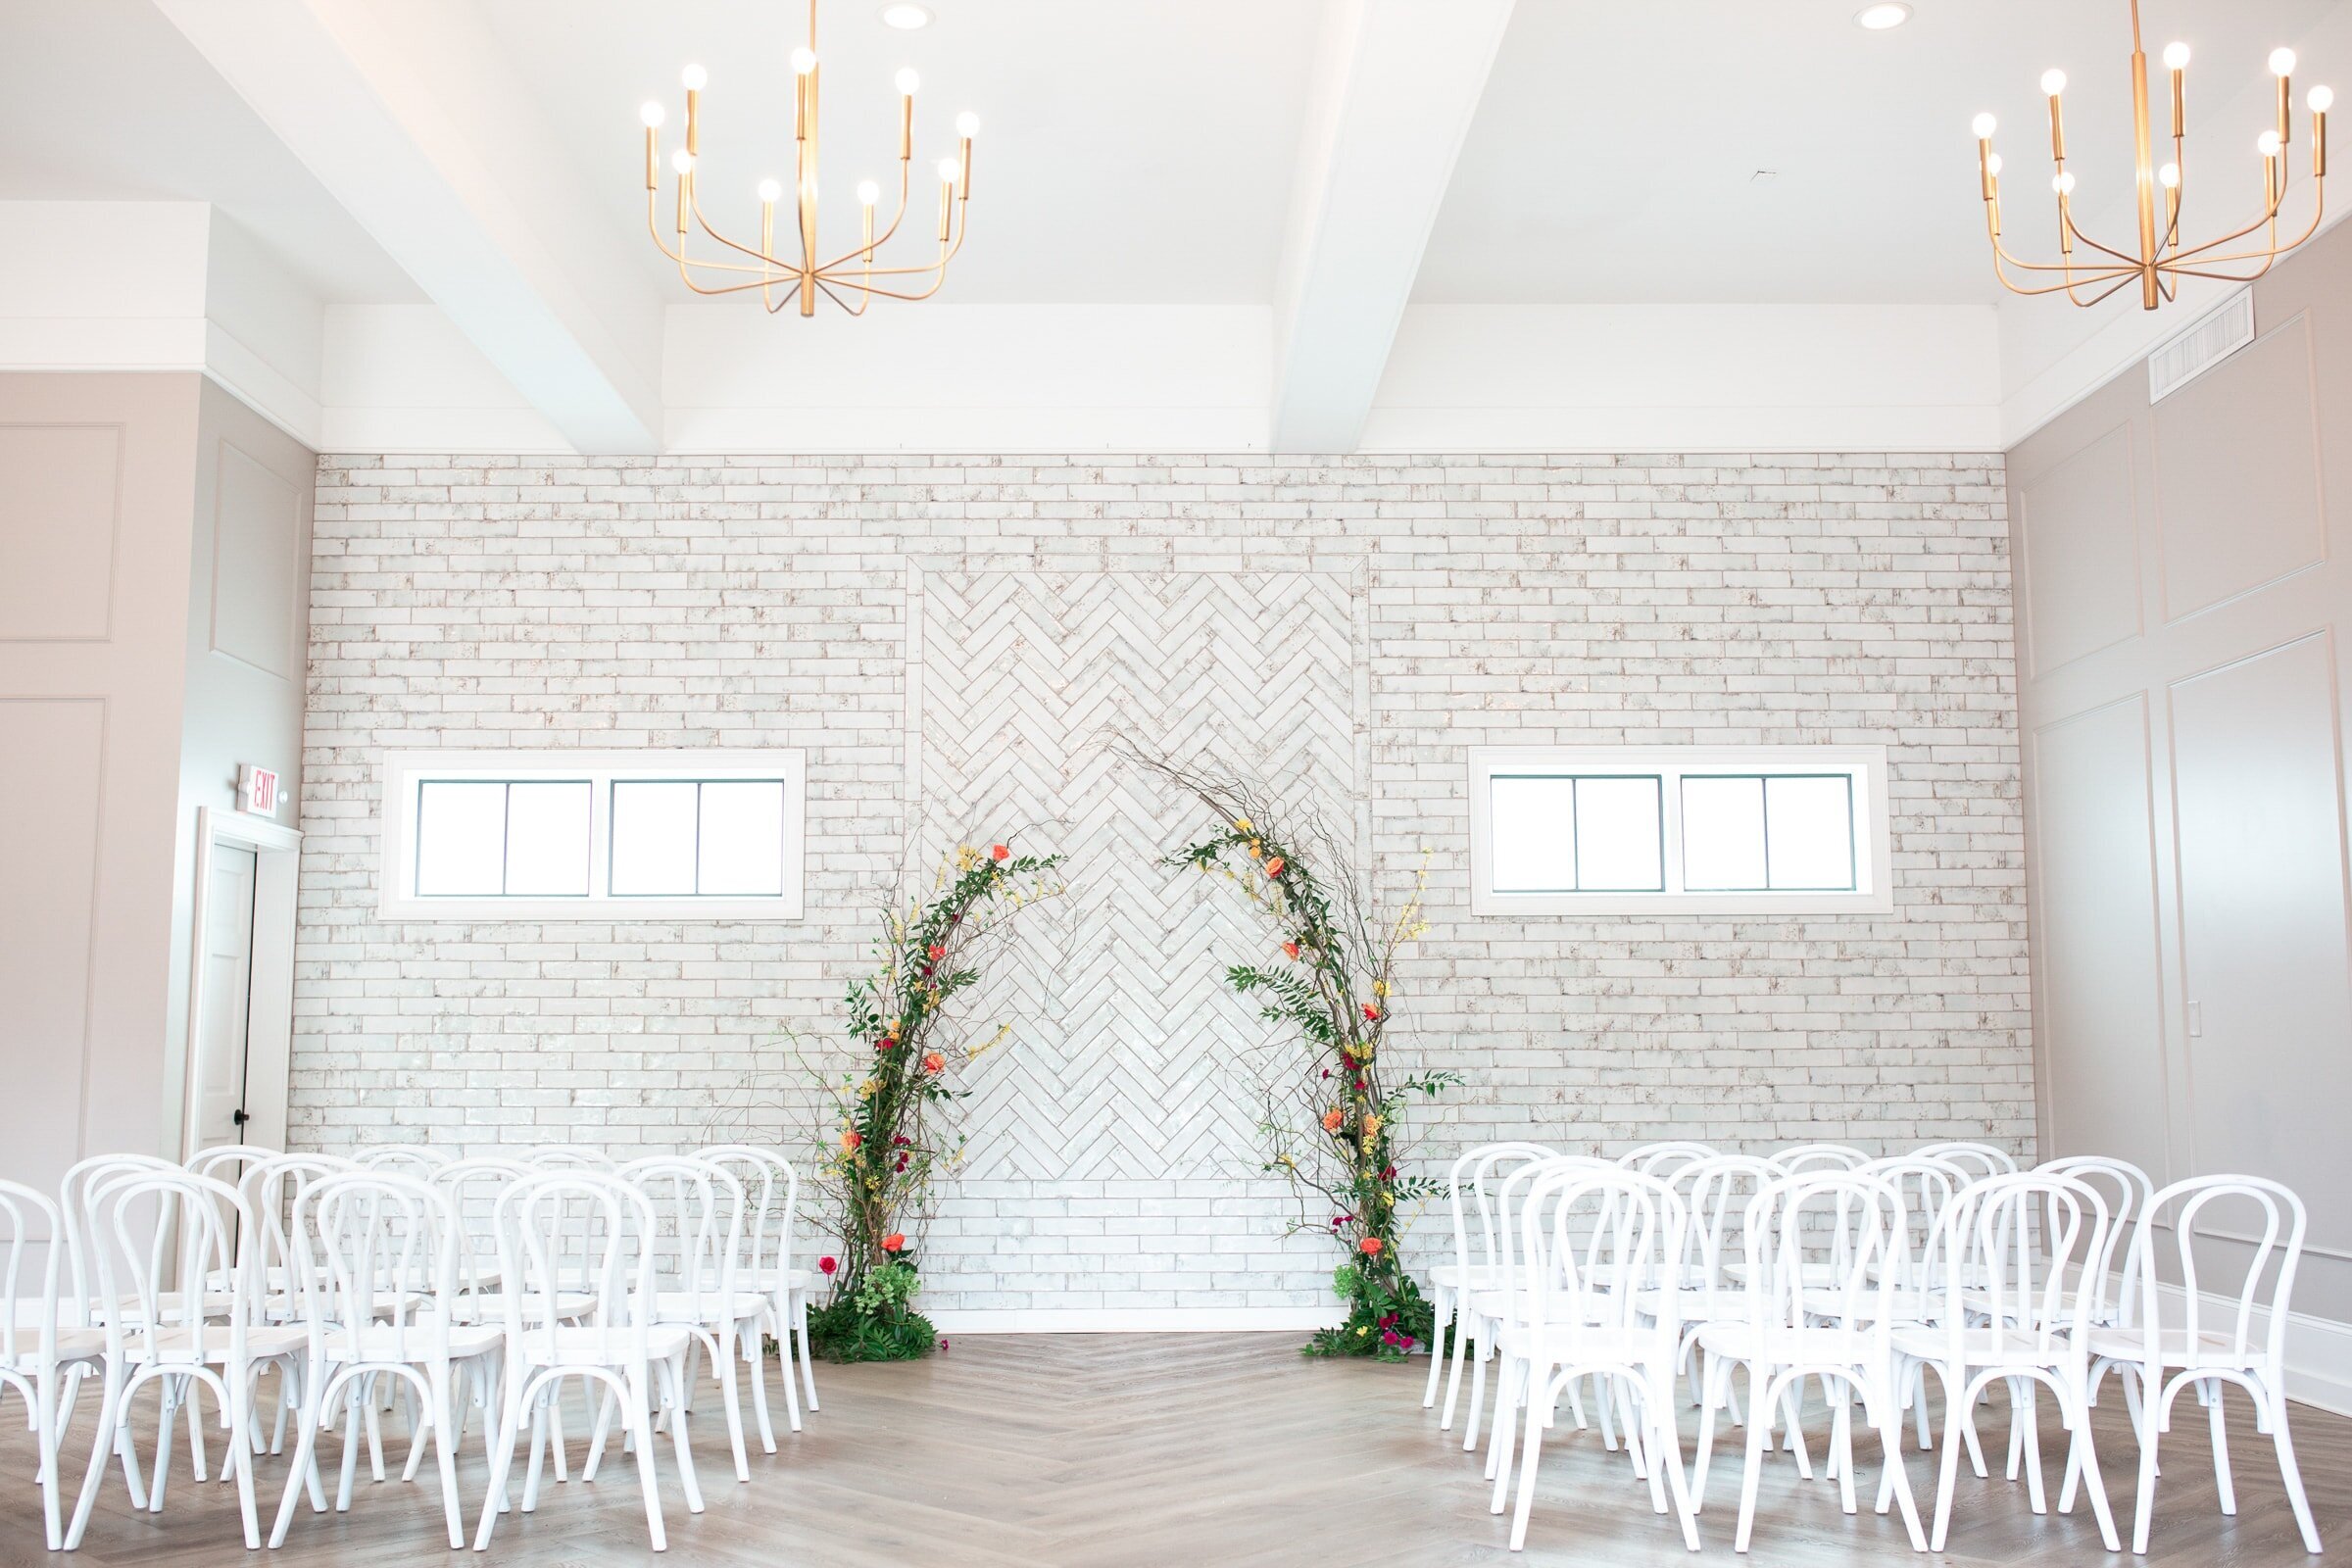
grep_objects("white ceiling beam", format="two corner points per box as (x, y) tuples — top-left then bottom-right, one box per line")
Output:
(152, 0), (662, 454)
(1269, 0), (1515, 454)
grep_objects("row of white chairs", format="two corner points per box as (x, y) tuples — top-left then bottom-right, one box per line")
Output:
(0, 1141), (823, 1553)
(1422, 1140), (2322, 1557)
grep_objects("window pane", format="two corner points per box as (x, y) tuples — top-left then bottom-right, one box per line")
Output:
(415, 782), (506, 896)
(1573, 776), (1664, 891)
(610, 781), (699, 896)
(1765, 775), (1856, 890)
(505, 781), (591, 896)
(1490, 777), (1577, 893)
(1682, 776), (1767, 890)
(697, 781), (785, 896)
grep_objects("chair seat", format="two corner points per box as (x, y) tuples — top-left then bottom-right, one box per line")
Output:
(509, 1325), (693, 1367)
(1694, 1320), (1886, 1365)
(1469, 1291), (1612, 1329)
(2081, 1327), (2271, 1371)
(733, 1266), (816, 1294)
(1429, 1262), (1506, 1292)
(649, 1289), (768, 1325)
(1799, 1285), (1947, 1323)
(450, 1290), (596, 1325)
(120, 1325), (307, 1366)
(1889, 1323), (2075, 1366)
(318, 1323), (504, 1363)
(6, 1327), (107, 1367)
(1497, 1321), (1672, 1366)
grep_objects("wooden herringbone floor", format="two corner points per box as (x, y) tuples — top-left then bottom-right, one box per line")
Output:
(5, 1334), (2344, 1565)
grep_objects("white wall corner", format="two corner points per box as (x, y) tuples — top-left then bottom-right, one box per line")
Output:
(202, 210), (325, 448)
(320, 301), (572, 454)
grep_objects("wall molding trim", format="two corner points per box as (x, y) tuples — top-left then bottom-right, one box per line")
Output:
(926, 1307), (1346, 1335)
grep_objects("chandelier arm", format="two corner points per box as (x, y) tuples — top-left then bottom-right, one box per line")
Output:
(817, 164), (916, 274)
(2154, 173), (2294, 265)
(812, 273), (875, 316)
(1990, 249), (2141, 295)
(2061, 214), (2147, 269)
(689, 188), (800, 274)
(815, 202), (968, 281)
(648, 204), (801, 288)
(2160, 177), (2321, 268)
(1988, 229), (2140, 277)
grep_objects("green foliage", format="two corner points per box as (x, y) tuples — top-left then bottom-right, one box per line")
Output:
(1304, 1269), (1437, 1363)
(806, 1293), (938, 1363)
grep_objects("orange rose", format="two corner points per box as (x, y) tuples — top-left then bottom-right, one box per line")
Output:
(1358, 1236), (1384, 1257)
(928, 943), (946, 961)
(1282, 941), (1300, 960)
(923, 1052), (946, 1073)
(1264, 857), (1285, 876)
(1361, 1003), (1380, 1022)
(1321, 1108), (1346, 1133)
(991, 844), (1009, 861)
(841, 1130), (862, 1151)
(882, 1233), (906, 1252)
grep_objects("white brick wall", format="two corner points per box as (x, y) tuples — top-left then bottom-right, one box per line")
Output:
(295, 451), (2029, 1314)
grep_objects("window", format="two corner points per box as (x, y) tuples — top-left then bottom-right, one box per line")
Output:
(379, 750), (806, 920)
(1469, 746), (1891, 915)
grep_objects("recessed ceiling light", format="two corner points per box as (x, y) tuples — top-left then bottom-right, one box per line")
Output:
(1855, 2), (1913, 28)
(881, 3), (933, 27)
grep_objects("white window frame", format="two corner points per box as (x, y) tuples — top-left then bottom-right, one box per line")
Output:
(377, 749), (807, 921)
(1468, 745), (1893, 917)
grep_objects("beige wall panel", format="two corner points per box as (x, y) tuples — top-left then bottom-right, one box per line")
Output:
(2019, 421), (2141, 676)
(2155, 317), (2327, 621)
(2170, 631), (2352, 1256)
(207, 441), (303, 678)
(2030, 695), (2169, 1181)
(0, 424), (121, 641)
(0, 699), (106, 1189)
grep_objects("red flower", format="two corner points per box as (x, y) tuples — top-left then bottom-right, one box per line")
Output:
(841, 1130), (862, 1152)
(928, 943), (947, 961)
(877, 1037), (897, 1053)
(893, 1135), (912, 1148)
(1358, 1236), (1384, 1257)
(1380, 1164), (1396, 1181)
(1381, 1329), (1403, 1348)
(1282, 941), (1300, 960)
(923, 1052), (946, 1073)
(1361, 1004), (1380, 1022)
(991, 844), (1009, 861)
(882, 1233), (906, 1252)
(895, 1154), (909, 1172)
(818, 1255), (838, 1276)
(1263, 857), (1285, 877)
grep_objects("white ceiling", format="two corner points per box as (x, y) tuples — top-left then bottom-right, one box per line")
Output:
(1418, 0), (2346, 305)
(474, 0), (1327, 304)
(0, 0), (418, 301)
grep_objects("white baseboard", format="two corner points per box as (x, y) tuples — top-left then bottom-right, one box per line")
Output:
(924, 1306), (1345, 1335)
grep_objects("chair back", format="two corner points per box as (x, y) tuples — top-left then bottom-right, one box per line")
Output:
(1490, 1153), (1613, 1309)
(1740, 1173), (1901, 1334)
(1520, 1165), (1684, 1358)
(354, 1144), (459, 1183)
(2130, 1174), (2306, 1369)
(434, 1157), (531, 1302)
(59, 1152), (177, 1325)
(1674, 1154), (1776, 1311)
(1771, 1143), (1868, 1176)
(1619, 1141), (1715, 1178)
(1857, 1154), (1969, 1301)
(2039, 1154), (2156, 1325)
(700, 1145), (800, 1304)
(291, 1170), (458, 1368)
(84, 1168), (253, 1367)
(619, 1154), (743, 1326)
(1913, 1141), (2018, 1181)
(0, 1179), (63, 1378)
(520, 1145), (617, 1173)
(1937, 1171), (2110, 1358)
(237, 1153), (358, 1297)
(1446, 1142), (1555, 1288)
(490, 1172), (656, 1366)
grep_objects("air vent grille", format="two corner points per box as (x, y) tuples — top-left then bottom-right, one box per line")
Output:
(2149, 289), (2255, 403)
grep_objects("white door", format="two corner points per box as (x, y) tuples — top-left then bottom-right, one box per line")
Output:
(194, 844), (259, 1149)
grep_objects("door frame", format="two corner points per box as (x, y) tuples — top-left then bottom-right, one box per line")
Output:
(179, 807), (302, 1159)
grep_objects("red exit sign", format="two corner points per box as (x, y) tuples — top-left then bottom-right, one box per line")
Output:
(238, 763), (281, 817)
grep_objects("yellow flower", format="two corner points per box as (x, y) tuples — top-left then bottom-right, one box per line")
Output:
(1372, 980), (1389, 999)
(1234, 817), (1252, 833)
(1362, 1115), (1383, 1141)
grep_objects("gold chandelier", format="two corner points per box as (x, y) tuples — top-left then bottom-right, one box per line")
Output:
(1972, 0), (2331, 310)
(638, 0), (977, 317)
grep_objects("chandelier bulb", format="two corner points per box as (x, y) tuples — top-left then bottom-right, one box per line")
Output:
(2312, 85), (2335, 114)
(2271, 48), (2297, 78)
(792, 47), (817, 75)
(2052, 171), (2077, 194)
(2163, 41), (2190, 72)
(758, 178), (783, 204)
(671, 148), (696, 174)
(858, 178), (881, 206)
(1985, 152), (2004, 176)
(896, 67), (921, 96)
(2259, 129), (2283, 158)
(2041, 68), (2067, 97)
(682, 64), (709, 92)
(937, 157), (960, 184)
(640, 100), (666, 128)
(1971, 112), (1997, 139)
(2159, 161), (2180, 188)
(956, 112), (981, 139)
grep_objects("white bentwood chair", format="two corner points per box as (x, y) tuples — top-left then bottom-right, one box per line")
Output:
(472, 1172), (701, 1553)
(1427, 1142), (1555, 1429)
(2083, 1174), (2323, 1555)
(701, 1144), (813, 1439)
(2, 1178), (97, 1550)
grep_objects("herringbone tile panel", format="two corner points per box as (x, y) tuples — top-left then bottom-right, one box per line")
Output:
(9, 1336), (2347, 1566)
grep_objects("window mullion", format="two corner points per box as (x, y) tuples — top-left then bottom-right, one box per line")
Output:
(1660, 766), (1687, 896)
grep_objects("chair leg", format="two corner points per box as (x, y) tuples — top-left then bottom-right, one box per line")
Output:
(520, 1391), (549, 1513)
(1441, 1311), (1473, 1432)
(430, 1367), (465, 1551)
(1507, 1381), (1548, 1550)
(2206, 1379), (2235, 1515)
(2266, 1386), (2323, 1554)
(1650, 1371), (1701, 1551)
(1464, 1341), (1490, 1453)
(270, 1402), (325, 1547)
(63, 1373), (124, 1552)
(584, 1384), (619, 1481)
(793, 1295), (819, 1411)
(34, 1372), (61, 1552)
(1423, 1286), (1451, 1409)
(472, 1373), (526, 1551)
(772, 1308), (804, 1434)
(1488, 1358), (1525, 1513)
(661, 1352), (704, 1515)
(1879, 1414), (1928, 1551)
(2021, 1381), (2047, 1515)
(744, 1322), (778, 1452)
(1931, 1374), (1967, 1553)
(1691, 1355), (1732, 1507)
(626, 1369), (666, 1553)
(1832, 1389), (1857, 1515)
(2064, 1392), (2120, 1552)
(1735, 1377), (1774, 1554)
(711, 1333), (750, 1482)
